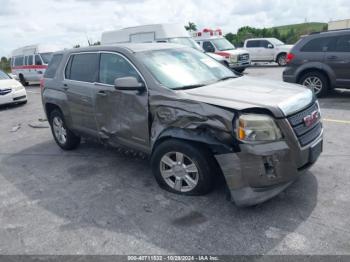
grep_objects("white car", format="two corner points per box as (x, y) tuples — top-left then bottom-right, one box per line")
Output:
(242, 38), (293, 66)
(0, 70), (27, 106)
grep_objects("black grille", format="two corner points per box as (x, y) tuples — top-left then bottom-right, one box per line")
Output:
(238, 53), (250, 62)
(287, 102), (322, 146)
(0, 88), (11, 96)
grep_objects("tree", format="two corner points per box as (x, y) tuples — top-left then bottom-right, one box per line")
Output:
(0, 57), (11, 73)
(184, 22), (197, 32)
(93, 41), (101, 46)
(73, 44), (81, 48)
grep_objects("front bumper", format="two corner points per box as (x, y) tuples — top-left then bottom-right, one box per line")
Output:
(0, 89), (27, 106)
(215, 134), (323, 207)
(229, 61), (251, 69)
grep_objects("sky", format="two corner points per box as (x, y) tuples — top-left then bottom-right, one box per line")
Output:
(1, 0), (350, 57)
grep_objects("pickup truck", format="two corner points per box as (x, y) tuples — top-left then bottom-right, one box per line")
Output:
(242, 38), (293, 66)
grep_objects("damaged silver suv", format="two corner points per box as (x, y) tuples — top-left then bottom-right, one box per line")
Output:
(42, 43), (323, 206)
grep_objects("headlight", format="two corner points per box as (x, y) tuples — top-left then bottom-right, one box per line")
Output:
(236, 114), (282, 142)
(230, 55), (238, 63)
(13, 85), (24, 91)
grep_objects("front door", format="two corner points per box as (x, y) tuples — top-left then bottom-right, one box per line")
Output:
(63, 52), (100, 136)
(94, 52), (150, 152)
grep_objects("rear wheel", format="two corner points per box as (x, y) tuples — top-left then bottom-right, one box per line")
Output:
(151, 139), (215, 195)
(299, 71), (329, 97)
(49, 109), (81, 150)
(277, 53), (287, 66)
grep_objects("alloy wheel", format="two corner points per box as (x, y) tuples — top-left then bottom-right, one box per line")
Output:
(160, 152), (199, 192)
(52, 116), (67, 145)
(302, 76), (323, 95)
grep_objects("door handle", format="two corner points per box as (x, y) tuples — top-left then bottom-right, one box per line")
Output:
(327, 55), (338, 60)
(97, 90), (107, 96)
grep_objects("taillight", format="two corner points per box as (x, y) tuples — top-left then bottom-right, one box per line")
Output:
(286, 53), (295, 64)
(40, 79), (45, 90)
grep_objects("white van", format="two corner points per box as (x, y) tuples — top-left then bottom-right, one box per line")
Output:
(11, 44), (61, 85)
(101, 23), (227, 65)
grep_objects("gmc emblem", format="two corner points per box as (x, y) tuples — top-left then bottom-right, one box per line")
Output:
(303, 110), (320, 127)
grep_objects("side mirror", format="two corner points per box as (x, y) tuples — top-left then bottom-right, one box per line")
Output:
(114, 76), (145, 91)
(267, 44), (274, 49)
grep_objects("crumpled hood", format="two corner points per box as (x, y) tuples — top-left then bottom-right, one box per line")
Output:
(179, 76), (313, 117)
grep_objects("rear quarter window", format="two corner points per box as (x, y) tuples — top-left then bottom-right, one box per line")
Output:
(44, 54), (63, 78)
(300, 37), (335, 52)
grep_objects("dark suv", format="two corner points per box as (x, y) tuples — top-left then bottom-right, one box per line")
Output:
(283, 29), (350, 96)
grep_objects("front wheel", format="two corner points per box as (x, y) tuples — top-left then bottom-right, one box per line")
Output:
(19, 74), (29, 86)
(49, 109), (81, 150)
(299, 71), (329, 97)
(151, 139), (215, 196)
(234, 68), (245, 73)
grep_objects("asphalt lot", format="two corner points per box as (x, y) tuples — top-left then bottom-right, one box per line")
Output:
(0, 65), (350, 255)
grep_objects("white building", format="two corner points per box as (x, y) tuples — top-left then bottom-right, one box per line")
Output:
(328, 19), (350, 30)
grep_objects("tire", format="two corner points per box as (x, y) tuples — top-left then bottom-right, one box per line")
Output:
(49, 109), (81, 150)
(235, 68), (245, 73)
(277, 53), (287, 66)
(299, 71), (329, 97)
(151, 139), (215, 196)
(19, 74), (29, 86)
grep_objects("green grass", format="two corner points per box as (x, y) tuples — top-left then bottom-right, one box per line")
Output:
(270, 22), (327, 36)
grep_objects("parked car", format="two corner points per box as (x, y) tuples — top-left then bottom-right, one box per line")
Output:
(101, 23), (228, 67)
(194, 28), (251, 72)
(0, 70), (27, 106)
(41, 43), (323, 206)
(283, 29), (350, 96)
(243, 38), (293, 66)
(11, 44), (60, 86)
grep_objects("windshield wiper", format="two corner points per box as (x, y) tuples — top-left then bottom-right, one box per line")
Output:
(172, 84), (206, 90)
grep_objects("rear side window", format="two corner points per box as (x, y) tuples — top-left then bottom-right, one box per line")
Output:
(334, 35), (350, 52)
(35, 55), (42, 65)
(246, 40), (260, 48)
(66, 53), (99, 83)
(28, 55), (33, 65)
(300, 37), (335, 52)
(14, 56), (24, 66)
(44, 54), (63, 78)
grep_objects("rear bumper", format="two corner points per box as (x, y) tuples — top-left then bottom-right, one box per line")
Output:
(215, 135), (323, 207)
(282, 67), (297, 83)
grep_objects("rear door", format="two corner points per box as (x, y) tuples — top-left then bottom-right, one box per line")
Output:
(94, 52), (150, 152)
(63, 52), (100, 136)
(325, 34), (350, 87)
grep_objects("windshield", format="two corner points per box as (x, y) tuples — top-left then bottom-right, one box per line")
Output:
(168, 37), (203, 51)
(211, 38), (235, 51)
(40, 53), (53, 64)
(269, 38), (285, 46)
(0, 70), (10, 80)
(136, 48), (236, 90)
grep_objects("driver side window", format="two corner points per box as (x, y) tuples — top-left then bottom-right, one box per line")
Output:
(203, 41), (215, 52)
(99, 53), (140, 85)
